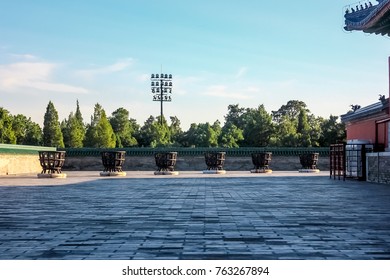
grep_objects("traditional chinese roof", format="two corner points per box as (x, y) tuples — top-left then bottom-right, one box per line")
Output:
(344, 0), (390, 36)
(341, 98), (389, 123)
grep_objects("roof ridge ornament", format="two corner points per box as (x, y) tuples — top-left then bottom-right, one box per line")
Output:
(344, 0), (390, 36)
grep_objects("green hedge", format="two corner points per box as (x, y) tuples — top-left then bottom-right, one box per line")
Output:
(60, 147), (330, 157)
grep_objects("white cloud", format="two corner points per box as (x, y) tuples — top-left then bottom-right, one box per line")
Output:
(0, 61), (89, 94)
(204, 85), (254, 100)
(26, 81), (89, 94)
(9, 53), (38, 60)
(235, 67), (247, 79)
(105, 59), (133, 72)
(174, 75), (204, 95)
(245, 86), (260, 93)
(76, 58), (134, 80)
(137, 74), (150, 82)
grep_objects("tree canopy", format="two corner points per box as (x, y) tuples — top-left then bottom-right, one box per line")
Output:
(42, 101), (64, 148)
(110, 107), (138, 147)
(84, 103), (116, 148)
(0, 99), (346, 148)
(61, 101), (85, 148)
(0, 108), (16, 144)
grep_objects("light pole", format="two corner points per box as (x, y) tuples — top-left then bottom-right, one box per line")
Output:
(151, 73), (173, 125)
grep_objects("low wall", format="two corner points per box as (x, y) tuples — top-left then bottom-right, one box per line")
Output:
(0, 144), (56, 175)
(0, 145), (330, 175)
(63, 155), (330, 171)
(367, 152), (390, 184)
(0, 154), (41, 175)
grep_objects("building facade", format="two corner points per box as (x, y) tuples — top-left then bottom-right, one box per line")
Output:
(341, 97), (389, 150)
(342, 1), (390, 183)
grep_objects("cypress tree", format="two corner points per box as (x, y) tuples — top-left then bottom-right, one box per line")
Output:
(84, 103), (115, 148)
(61, 101), (85, 148)
(43, 101), (64, 148)
(96, 110), (116, 148)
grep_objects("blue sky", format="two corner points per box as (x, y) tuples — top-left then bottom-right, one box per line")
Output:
(0, 0), (389, 130)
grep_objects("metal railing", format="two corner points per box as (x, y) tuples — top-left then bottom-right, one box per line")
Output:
(330, 143), (346, 181)
(59, 147), (330, 157)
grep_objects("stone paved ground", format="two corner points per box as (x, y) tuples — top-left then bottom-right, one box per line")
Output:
(0, 172), (389, 260)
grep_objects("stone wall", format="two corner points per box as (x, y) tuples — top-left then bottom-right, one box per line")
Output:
(0, 144), (57, 176)
(0, 154), (41, 175)
(367, 152), (390, 184)
(63, 155), (330, 171)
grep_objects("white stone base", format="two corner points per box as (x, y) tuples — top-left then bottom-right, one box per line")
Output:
(250, 169), (272, 174)
(154, 171), (179, 176)
(99, 171), (127, 177)
(202, 170), (227, 174)
(298, 169), (320, 173)
(37, 173), (67, 179)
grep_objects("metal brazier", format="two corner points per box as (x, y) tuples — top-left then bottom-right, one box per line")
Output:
(204, 152), (226, 170)
(299, 153), (319, 169)
(38, 151), (66, 174)
(251, 152), (272, 170)
(154, 152), (177, 172)
(101, 151), (126, 172)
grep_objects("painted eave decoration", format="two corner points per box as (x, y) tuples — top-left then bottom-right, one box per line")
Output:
(344, 0), (390, 36)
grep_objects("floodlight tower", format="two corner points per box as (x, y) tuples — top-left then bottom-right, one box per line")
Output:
(150, 73), (173, 125)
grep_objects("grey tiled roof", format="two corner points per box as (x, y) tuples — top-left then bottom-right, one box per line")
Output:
(341, 100), (388, 122)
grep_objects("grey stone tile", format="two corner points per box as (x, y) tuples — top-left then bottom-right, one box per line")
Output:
(0, 174), (390, 259)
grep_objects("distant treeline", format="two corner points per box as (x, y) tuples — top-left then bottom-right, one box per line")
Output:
(0, 100), (345, 148)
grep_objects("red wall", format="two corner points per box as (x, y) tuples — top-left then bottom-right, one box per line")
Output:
(347, 119), (376, 143)
(347, 119), (388, 146)
(377, 122), (388, 146)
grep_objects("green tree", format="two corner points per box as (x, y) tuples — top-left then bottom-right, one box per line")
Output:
(11, 114), (27, 144)
(219, 123), (244, 148)
(43, 101), (64, 148)
(84, 103), (116, 148)
(61, 101), (85, 148)
(182, 122), (218, 147)
(0, 108), (16, 144)
(95, 110), (116, 148)
(169, 116), (183, 146)
(136, 115), (155, 147)
(272, 100), (308, 123)
(151, 116), (171, 147)
(212, 120), (222, 142)
(11, 114), (42, 145)
(225, 104), (245, 128)
(296, 108), (311, 147)
(75, 100), (84, 125)
(206, 122), (219, 147)
(73, 100), (86, 147)
(61, 112), (85, 148)
(129, 117), (141, 145)
(24, 121), (43, 145)
(271, 115), (298, 146)
(180, 123), (197, 147)
(319, 115), (346, 146)
(110, 107), (137, 147)
(84, 103), (103, 147)
(241, 105), (274, 146)
(138, 115), (171, 147)
(308, 115), (323, 147)
(271, 100), (316, 147)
